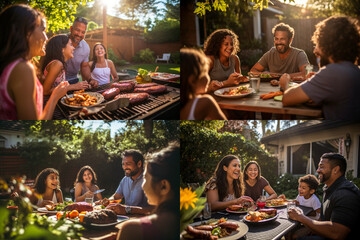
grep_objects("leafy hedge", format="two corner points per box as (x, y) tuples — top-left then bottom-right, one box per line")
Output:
(180, 121), (278, 188)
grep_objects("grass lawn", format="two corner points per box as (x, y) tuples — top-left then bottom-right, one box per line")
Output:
(118, 63), (180, 74)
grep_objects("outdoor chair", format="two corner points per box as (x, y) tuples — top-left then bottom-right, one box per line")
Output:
(155, 53), (171, 63)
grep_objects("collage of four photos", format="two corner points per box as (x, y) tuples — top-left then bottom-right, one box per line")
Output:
(1, 0), (360, 239)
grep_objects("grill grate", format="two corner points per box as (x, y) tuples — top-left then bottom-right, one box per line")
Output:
(53, 82), (179, 120)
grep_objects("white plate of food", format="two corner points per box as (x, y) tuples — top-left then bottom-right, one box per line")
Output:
(181, 218), (248, 240)
(214, 86), (255, 98)
(47, 213), (129, 227)
(61, 91), (104, 109)
(243, 209), (278, 223)
(37, 207), (57, 214)
(265, 198), (288, 208)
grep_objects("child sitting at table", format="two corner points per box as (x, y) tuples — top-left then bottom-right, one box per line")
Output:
(88, 43), (119, 86)
(180, 48), (227, 120)
(40, 34), (89, 95)
(29, 168), (63, 207)
(282, 174), (321, 240)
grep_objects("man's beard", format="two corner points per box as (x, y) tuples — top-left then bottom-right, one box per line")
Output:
(276, 44), (289, 54)
(125, 168), (140, 177)
(319, 171), (331, 183)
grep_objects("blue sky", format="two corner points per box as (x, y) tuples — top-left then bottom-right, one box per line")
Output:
(80, 120), (126, 137)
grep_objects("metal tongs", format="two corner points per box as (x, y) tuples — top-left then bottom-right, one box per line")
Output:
(68, 97), (129, 119)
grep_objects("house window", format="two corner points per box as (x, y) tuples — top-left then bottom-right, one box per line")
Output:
(289, 138), (341, 175)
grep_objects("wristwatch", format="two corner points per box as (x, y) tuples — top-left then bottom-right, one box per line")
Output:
(125, 205), (131, 214)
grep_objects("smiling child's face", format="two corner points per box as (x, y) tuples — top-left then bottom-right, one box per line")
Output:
(298, 182), (313, 198)
(45, 173), (59, 190)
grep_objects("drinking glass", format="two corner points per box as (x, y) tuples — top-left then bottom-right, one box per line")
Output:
(203, 202), (211, 219)
(85, 195), (94, 205)
(250, 76), (260, 92)
(287, 200), (296, 217)
(257, 195), (266, 209)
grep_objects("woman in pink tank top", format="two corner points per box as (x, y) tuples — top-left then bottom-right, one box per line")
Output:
(40, 34), (89, 95)
(117, 143), (179, 240)
(0, 5), (68, 120)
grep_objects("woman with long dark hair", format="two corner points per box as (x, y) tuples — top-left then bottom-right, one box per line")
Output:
(74, 165), (102, 202)
(40, 34), (89, 95)
(243, 161), (277, 202)
(117, 142), (179, 240)
(88, 43), (118, 85)
(29, 168), (63, 207)
(0, 4), (68, 119)
(205, 155), (253, 211)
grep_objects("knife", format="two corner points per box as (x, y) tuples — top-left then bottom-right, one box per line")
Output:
(93, 189), (105, 194)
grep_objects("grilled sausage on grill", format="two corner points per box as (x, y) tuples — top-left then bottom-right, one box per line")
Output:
(111, 82), (135, 92)
(114, 93), (150, 104)
(102, 87), (120, 100)
(133, 85), (167, 94)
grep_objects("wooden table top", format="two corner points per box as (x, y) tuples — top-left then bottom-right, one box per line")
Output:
(213, 82), (323, 118)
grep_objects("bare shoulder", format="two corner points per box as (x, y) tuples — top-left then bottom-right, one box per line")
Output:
(107, 59), (114, 65)
(198, 94), (217, 104)
(232, 54), (240, 63)
(88, 61), (93, 67)
(118, 219), (142, 240)
(12, 61), (34, 74)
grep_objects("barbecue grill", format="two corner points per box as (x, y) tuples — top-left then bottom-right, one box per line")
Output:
(52, 80), (180, 120)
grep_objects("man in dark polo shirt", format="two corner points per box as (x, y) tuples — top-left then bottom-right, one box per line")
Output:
(288, 153), (360, 240)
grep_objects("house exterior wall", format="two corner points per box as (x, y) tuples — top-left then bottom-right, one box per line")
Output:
(273, 124), (360, 177)
(0, 130), (25, 149)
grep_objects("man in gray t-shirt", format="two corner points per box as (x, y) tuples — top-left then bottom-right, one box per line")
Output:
(66, 17), (98, 88)
(250, 23), (309, 78)
(281, 16), (360, 120)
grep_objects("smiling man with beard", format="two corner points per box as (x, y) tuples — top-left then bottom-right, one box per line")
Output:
(65, 17), (98, 88)
(250, 23), (309, 78)
(288, 153), (360, 240)
(280, 16), (360, 120)
(108, 149), (153, 215)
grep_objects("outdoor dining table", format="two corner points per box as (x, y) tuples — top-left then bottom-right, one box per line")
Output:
(36, 210), (142, 240)
(213, 82), (323, 118)
(210, 205), (313, 240)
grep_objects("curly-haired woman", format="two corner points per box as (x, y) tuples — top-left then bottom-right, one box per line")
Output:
(205, 155), (253, 211)
(204, 29), (247, 91)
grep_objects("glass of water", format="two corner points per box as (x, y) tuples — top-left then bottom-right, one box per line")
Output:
(250, 76), (260, 93)
(85, 195), (94, 205)
(203, 202), (211, 219)
(287, 200), (296, 217)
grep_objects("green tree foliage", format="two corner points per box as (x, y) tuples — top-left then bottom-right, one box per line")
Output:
(87, 21), (98, 31)
(180, 121), (278, 187)
(164, 0), (180, 20)
(194, 0), (295, 16)
(308, 0), (360, 18)
(144, 18), (180, 43)
(0, 0), (93, 32)
(117, 0), (158, 20)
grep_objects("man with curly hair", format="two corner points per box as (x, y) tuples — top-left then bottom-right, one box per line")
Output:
(250, 23), (310, 78)
(280, 16), (360, 120)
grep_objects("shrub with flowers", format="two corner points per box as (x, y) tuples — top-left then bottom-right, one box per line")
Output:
(180, 184), (207, 232)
